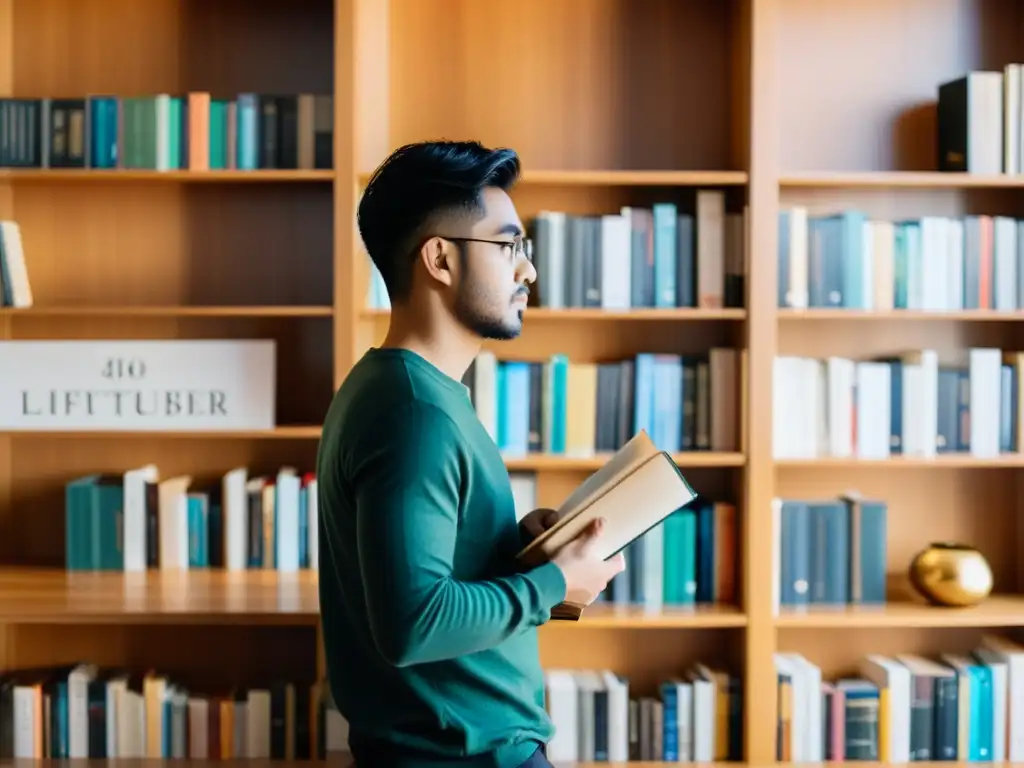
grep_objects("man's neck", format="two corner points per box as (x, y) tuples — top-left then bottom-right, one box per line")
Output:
(381, 305), (480, 383)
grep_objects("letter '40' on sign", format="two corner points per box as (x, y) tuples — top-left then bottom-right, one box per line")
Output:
(101, 357), (147, 380)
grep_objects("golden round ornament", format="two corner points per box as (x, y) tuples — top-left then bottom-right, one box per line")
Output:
(908, 542), (992, 607)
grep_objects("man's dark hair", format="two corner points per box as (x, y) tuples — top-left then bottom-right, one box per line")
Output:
(357, 140), (521, 303)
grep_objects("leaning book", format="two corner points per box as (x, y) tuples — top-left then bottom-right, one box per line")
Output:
(517, 430), (697, 620)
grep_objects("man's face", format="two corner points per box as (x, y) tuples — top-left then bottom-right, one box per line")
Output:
(450, 187), (537, 340)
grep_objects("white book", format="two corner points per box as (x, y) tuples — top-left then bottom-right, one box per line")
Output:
(222, 467), (249, 571)
(158, 475), (192, 570)
(123, 464), (158, 572)
(600, 213), (631, 309)
(855, 362), (891, 459)
(969, 347), (1002, 457)
(544, 670), (579, 762)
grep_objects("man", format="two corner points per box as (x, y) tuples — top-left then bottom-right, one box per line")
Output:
(316, 140), (626, 767)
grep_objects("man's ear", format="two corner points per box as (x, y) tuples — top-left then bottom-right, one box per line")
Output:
(420, 236), (455, 287)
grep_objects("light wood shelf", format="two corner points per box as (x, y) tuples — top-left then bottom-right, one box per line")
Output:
(0, 305), (334, 317)
(571, 603), (747, 629)
(0, 426), (325, 440)
(0, 169), (335, 183)
(0, 568), (321, 625)
(0, 764), (992, 768)
(0, 568), (745, 629)
(504, 452), (746, 471)
(779, 170), (1024, 188)
(776, 596), (1024, 629)
(22, 765), (961, 768)
(358, 169), (750, 187)
(778, 309), (1024, 322)
(361, 307), (747, 322)
(775, 454), (1024, 469)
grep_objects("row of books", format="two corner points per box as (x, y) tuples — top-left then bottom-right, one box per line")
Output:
(527, 198), (744, 311)
(0, 665), (347, 760)
(777, 209), (1024, 312)
(773, 494), (887, 608)
(937, 66), (1022, 175)
(776, 637), (1024, 762)
(544, 664), (741, 763)
(463, 349), (741, 457)
(65, 466), (319, 573)
(592, 496), (737, 610)
(0, 93), (334, 171)
(0, 220), (31, 308)
(773, 348), (1015, 460)
(510, 473), (738, 610)
(365, 194), (746, 313)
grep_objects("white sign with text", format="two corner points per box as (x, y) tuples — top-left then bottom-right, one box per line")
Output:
(0, 340), (276, 430)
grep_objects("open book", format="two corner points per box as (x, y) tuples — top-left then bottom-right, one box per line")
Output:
(517, 430), (697, 620)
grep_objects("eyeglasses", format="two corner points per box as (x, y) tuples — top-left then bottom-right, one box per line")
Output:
(441, 236), (533, 264)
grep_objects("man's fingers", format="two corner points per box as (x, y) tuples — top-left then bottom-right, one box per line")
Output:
(606, 552), (626, 575)
(521, 518), (543, 537)
(574, 518), (604, 552)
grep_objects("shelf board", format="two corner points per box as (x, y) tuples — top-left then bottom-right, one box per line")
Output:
(0, 305), (334, 318)
(557, 603), (747, 629)
(361, 308), (746, 321)
(1, 426), (323, 440)
(778, 309), (1024, 322)
(776, 454), (1024, 468)
(776, 595), (1024, 628)
(0, 431), (737, 467)
(0, 569), (745, 629)
(518, 170), (749, 186)
(357, 169), (749, 187)
(779, 170), (1024, 188)
(505, 452), (745, 471)
(0, 169), (335, 183)
(0, 568), (321, 625)
(0, 765), (806, 768)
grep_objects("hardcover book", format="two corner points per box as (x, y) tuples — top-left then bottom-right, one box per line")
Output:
(517, 429), (698, 620)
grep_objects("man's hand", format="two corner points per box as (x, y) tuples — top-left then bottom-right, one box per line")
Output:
(551, 518), (626, 607)
(518, 507), (560, 543)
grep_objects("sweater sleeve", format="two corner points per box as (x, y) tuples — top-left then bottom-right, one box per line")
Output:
(351, 400), (567, 668)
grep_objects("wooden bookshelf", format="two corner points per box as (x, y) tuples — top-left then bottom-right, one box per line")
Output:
(0, 306), (335, 317)
(361, 307), (749, 322)
(3, 0), (1023, 764)
(0, 568), (322, 625)
(0, 0), (339, 756)
(347, 0), (759, 763)
(772, 0), (1024, 764)
(779, 171), (1024, 189)
(0, 169), (336, 183)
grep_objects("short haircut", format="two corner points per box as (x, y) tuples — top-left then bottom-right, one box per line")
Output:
(357, 140), (521, 303)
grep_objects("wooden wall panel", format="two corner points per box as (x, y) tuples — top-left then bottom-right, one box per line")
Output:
(777, 0), (1024, 172)
(8, 182), (333, 308)
(384, 0), (745, 172)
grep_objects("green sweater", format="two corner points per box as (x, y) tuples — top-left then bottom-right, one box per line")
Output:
(316, 347), (567, 767)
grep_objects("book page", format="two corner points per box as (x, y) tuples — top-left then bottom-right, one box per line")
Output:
(519, 451), (696, 567)
(516, 430), (658, 560)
